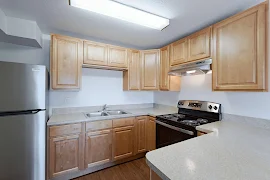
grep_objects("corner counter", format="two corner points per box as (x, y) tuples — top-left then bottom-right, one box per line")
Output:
(146, 120), (270, 180)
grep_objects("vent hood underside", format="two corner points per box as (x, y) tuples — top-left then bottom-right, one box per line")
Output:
(168, 59), (212, 76)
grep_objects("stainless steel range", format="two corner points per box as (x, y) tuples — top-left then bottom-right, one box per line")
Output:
(156, 100), (221, 148)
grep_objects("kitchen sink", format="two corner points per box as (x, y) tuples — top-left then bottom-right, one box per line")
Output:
(84, 110), (130, 118)
(106, 110), (129, 115)
(84, 112), (108, 118)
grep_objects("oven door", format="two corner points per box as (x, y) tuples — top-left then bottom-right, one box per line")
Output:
(156, 120), (195, 148)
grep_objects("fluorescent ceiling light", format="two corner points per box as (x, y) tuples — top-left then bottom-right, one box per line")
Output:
(69, 0), (170, 30)
(186, 70), (196, 74)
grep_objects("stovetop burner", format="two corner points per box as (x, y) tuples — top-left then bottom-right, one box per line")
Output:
(158, 113), (211, 127)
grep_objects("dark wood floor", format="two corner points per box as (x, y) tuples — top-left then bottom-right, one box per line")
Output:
(73, 158), (150, 180)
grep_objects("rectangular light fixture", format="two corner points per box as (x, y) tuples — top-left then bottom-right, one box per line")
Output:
(186, 70), (196, 74)
(69, 0), (170, 30)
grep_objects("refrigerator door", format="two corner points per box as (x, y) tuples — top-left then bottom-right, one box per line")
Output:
(0, 111), (46, 180)
(0, 61), (48, 112)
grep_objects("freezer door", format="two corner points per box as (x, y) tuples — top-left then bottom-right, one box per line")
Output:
(0, 61), (48, 112)
(0, 111), (46, 180)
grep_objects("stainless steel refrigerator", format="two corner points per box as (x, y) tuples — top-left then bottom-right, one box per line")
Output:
(0, 61), (48, 180)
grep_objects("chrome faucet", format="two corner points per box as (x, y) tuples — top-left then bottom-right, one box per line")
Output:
(102, 104), (108, 111)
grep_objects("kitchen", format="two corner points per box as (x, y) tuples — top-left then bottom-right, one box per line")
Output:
(0, 0), (270, 180)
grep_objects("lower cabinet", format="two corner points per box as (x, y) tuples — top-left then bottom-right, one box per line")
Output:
(112, 126), (135, 161)
(85, 129), (112, 168)
(150, 169), (162, 180)
(197, 131), (207, 136)
(147, 117), (156, 151)
(48, 124), (84, 178)
(48, 116), (157, 179)
(135, 116), (148, 154)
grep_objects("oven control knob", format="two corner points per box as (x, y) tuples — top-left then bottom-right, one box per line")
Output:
(208, 105), (212, 109)
(214, 106), (218, 110)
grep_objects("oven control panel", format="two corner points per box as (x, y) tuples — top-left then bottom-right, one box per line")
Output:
(188, 102), (202, 108)
(178, 100), (221, 113)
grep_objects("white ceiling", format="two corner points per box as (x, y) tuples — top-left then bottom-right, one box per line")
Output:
(0, 0), (265, 49)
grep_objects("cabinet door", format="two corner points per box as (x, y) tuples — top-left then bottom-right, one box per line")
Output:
(170, 38), (188, 66)
(136, 117), (147, 154)
(108, 45), (128, 68)
(124, 49), (140, 90)
(85, 130), (112, 168)
(83, 41), (108, 66)
(160, 46), (181, 91)
(112, 126), (135, 161)
(147, 117), (156, 151)
(160, 46), (170, 90)
(51, 34), (83, 90)
(188, 27), (211, 62)
(49, 134), (84, 178)
(212, 4), (266, 91)
(141, 50), (160, 90)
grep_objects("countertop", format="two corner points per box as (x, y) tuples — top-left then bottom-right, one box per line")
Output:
(146, 120), (270, 180)
(47, 107), (177, 126)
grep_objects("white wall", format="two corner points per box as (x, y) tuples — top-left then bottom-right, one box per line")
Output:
(154, 74), (270, 119)
(0, 36), (154, 112)
(49, 69), (153, 109)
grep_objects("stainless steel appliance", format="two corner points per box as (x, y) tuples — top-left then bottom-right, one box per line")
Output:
(156, 100), (221, 148)
(168, 59), (212, 76)
(0, 61), (48, 180)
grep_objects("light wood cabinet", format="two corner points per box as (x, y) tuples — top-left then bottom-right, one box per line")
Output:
(187, 27), (211, 62)
(170, 38), (188, 67)
(123, 49), (140, 90)
(112, 126), (135, 161)
(50, 34), (83, 90)
(212, 3), (267, 91)
(141, 50), (160, 90)
(150, 169), (162, 180)
(108, 45), (128, 68)
(85, 129), (112, 168)
(49, 124), (84, 178)
(83, 41), (107, 66)
(160, 46), (181, 91)
(147, 117), (156, 151)
(197, 131), (207, 136)
(135, 116), (148, 154)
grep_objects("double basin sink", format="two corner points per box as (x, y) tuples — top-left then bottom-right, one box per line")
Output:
(84, 110), (129, 118)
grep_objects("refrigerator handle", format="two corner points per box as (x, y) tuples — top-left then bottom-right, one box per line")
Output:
(0, 109), (44, 117)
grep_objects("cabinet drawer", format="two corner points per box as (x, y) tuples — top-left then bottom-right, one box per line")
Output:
(113, 118), (135, 128)
(86, 120), (112, 132)
(49, 123), (82, 137)
(136, 116), (148, 120)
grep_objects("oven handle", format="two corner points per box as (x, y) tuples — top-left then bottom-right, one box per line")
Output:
(156, 120), (195, 136)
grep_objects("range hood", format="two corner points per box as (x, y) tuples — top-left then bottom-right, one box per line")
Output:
(168, 59), (212, 76)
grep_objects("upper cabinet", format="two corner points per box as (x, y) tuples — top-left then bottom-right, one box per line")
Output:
(123, 49), (140, 91)
(50, 34), (83, 90)
(212, 3), (267, 91)
(170, 38), (188, 67)
(141, 50), (160, 90)
(170, 27), (212, 67)
(187, 27), (211, 62)
(83, 40), (128, 69)
(108, 45), (128, 68)
(83, 41), (107, 66)
(160, 46), (181, 91)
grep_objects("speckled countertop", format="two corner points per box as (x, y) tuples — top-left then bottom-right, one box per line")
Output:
(47, 107), (177, 126)
(146, 120), (270, 180)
